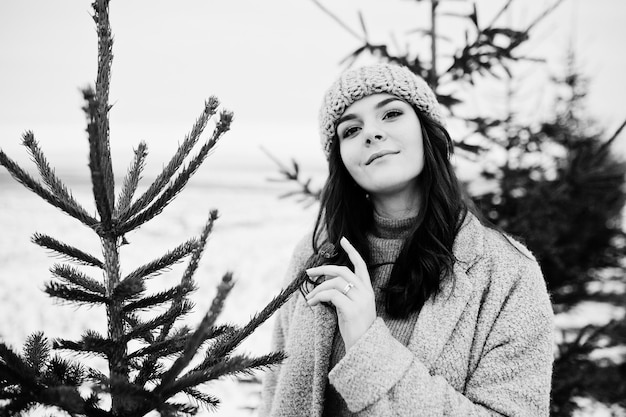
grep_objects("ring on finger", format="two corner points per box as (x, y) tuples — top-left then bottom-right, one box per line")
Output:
(342, 281), (355, 296)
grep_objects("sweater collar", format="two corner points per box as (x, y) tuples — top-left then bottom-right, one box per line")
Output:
(370, 210), (419, 239)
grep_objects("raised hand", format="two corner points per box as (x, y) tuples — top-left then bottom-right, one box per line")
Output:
(305, 237), (376, 351)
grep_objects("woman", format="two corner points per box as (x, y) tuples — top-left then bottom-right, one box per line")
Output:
(260, 63), (554, 416)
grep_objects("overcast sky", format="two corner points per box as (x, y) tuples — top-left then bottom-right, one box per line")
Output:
(1, 0), (624, 178)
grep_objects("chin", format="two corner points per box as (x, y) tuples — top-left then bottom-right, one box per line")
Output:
(360, 173), (420, 197)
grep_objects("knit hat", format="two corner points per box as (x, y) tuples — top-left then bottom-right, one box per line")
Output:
(318, 63), (444, 158)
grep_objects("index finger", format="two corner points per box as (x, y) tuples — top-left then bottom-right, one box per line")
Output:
(340, 237), (370, 284)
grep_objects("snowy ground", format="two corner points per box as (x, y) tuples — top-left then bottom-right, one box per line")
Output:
(0, 168), (623, 416)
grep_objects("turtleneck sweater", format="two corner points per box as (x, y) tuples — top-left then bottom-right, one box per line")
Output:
(323, 212), (421, 416)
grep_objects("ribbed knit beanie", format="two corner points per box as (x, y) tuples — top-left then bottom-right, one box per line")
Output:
(318, 63), (444, 158)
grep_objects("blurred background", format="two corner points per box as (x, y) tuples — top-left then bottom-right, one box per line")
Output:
(1, 0), (625, 416)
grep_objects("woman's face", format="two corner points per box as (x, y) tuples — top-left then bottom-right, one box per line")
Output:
(336, 93), (424, 199)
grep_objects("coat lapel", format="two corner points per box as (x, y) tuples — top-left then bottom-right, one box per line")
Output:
(410, 214), (484, 367)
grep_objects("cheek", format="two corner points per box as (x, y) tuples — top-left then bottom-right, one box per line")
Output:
(339, 142), (361, 173)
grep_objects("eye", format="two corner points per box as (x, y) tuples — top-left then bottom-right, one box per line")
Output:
(339, 125), (361, 140)
(383, 109), (403, 120)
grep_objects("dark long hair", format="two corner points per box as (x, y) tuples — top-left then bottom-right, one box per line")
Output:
(309, 107), (469, 319)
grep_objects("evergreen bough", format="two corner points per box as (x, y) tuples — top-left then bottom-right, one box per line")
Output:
(0, 1), (305, 415)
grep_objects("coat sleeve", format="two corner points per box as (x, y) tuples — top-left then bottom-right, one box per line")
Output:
(258, 307), (288, 417)
(258, 233), (314, 417)
(327, 257), (555, 417)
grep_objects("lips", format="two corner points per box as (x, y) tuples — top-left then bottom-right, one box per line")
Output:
(365, 150), (400, 165)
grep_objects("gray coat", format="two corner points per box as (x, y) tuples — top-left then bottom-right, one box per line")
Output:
(260, 214), (554, 416)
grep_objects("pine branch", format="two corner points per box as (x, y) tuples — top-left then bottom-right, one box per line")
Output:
(524, 0), (567, 34)
(199, 271), (306, 365)
(599, 118), (626, 153)
(0, 343), (38, 389)
(158, 210), (219, 340)
(163, 352), (285, 398)
(127, 333), (189, 360)
(121, 238), (201, 283)
(201, 273), (234, 334)
(182, 388), (220, 412)
(44, 281), (109, 305)
(106, 379), (158, 415)
(261, 146), (321, 204)
(0, 397), (36, 417)
(43, 356), (86, 386)
(309, 0), (365, 42)
(0, 347), (91, 417)
(124, 313), (155, 344)
(180, 210), (218, 290)
(53, 331), (115, 358)
(118, 97), (220, 223)
(22, 332), (50, 377)
(155, 401), (198, 417)
(124, 300), (194, 342)
(116, 141), (148, 215)
(118, 110), (233, 235)
(50, 263), (106, 295)
(21, 131), (91, 220)
(38, 386), (87, 415)
(111, 274), (146, 303)
(34, 234), (104, 269)
(155, 273), (234, 393)
(486, 0), (515, 29)
(133, 324), (231, 387)
(83, 87), (114, 230)
(123, 285), (188, 313)
(0, 150), (99, 227)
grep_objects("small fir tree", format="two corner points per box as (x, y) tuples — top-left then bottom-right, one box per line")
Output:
(0, 1), (306, 415)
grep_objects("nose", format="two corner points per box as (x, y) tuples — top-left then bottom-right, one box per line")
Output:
(364, 131), (385, 145)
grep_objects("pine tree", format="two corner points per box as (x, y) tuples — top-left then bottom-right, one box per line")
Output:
(0, 1), (306, 415)
(267, 1), (626, 414)
(471, 50), (626, 416)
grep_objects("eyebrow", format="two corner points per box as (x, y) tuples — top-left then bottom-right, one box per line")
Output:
(336, 97), (404, 126)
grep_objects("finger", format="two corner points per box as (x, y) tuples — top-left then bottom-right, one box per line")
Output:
(307, 288), (351, 310)
(340, 237), (370, 285)
(306, 277), (355, 300)
(306, 265), (354, 281)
